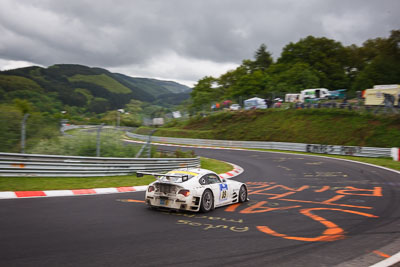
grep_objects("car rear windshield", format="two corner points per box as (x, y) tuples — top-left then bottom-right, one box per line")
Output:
(158, 171), (197, 183)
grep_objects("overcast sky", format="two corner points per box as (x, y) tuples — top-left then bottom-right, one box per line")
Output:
(0, 0), (399, 87)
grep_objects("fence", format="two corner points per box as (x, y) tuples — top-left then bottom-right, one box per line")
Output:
(126, 132), (392, 158)
(0, 152), (200, 177)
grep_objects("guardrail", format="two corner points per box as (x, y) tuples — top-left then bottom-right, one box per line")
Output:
(126, 132), (392, 158)
(0, 152), (200, 177)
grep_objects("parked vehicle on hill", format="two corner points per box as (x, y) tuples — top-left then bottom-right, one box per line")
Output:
(300, 88), (331, 102)
(285, 93), (301, 103)
(244, 97), (268, 110)
(363, 84), (400, 106)
(138, 168), (248, 212)
(230, 104), (241, 110)
(328, 89), (347, 99)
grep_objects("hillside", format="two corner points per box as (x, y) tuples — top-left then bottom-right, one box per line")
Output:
(0, 64), (191, 113)
(138, 109), (400, 148)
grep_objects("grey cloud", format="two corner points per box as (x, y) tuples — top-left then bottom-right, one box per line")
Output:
(0, 0), (399, 82)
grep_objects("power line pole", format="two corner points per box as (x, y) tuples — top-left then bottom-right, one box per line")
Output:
(21, 113), (29, 154)
(96, 123), (104, 157)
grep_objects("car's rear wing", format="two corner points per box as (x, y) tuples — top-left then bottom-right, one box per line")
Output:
(136, 171), (189, 182)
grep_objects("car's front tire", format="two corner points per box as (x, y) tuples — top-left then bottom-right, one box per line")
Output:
(200, 189), (214, 212)
(238, 185), (247, 203)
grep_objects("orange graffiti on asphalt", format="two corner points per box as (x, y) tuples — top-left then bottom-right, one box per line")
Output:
(225, 182), (382, 242)
(257, 207), (378, 242)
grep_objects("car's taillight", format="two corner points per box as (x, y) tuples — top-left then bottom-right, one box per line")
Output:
(148, 186), (155, 193)
(178, 189), (190, 197)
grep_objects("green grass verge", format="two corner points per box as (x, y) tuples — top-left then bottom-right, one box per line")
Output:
(0, 175), (156, 192)
(0, 157), (234, 192)
(200, 157), (233, 174)
(138, 109), (400, 148)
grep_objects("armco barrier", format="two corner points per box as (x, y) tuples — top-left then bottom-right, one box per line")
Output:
(392, 148), (400, 161)
(0, 152), (200, 177)
(126, 132), (392, 158)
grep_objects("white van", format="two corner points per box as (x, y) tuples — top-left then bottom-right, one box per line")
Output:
(300, 88), (331, 102)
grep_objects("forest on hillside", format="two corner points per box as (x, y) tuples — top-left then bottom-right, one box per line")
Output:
(0, 64), (191, 116)
(190, 30), (400, 111)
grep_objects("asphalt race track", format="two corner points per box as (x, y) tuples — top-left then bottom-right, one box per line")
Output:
(1, 145), (400, 266)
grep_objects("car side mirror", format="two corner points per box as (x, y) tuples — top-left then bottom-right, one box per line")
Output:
(222, 178), (226, 183)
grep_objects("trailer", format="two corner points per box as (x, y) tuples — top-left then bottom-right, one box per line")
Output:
(244, 97), (267, 110)
(364, 85), (400, 106)
(285, 93), (301, 103)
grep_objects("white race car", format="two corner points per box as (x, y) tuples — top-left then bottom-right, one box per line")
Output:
(137, 168), (248, 212)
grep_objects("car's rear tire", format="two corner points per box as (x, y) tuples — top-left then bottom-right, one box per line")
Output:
(200, 189), (214, 213)
(239, 185), (247, 203)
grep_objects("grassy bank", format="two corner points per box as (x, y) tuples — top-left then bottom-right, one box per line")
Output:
(0, 157), (233, 192)
(137, 109), (400, 148)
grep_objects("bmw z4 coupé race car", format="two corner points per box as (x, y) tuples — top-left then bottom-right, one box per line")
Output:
(137, 168), (248, 212)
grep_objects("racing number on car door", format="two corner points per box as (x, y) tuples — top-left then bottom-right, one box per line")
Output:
(206, 174), (228, 204)
(220, 183), (228, 201)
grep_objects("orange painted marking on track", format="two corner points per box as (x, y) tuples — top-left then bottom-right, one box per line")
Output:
(314, 186), (330, 193)
(240, 201), (301, 214)
(373, 250), (391, 258)
(225, 203), (241, 212)
(256, 207), (378, 242)
(322, 195), (345, 204)
(336, 186), (382, 197)
(277, 198), (373, 209)
(248, 185), (309, 197)
(123, 199), (145, 203)
(267, 191), (297, 199)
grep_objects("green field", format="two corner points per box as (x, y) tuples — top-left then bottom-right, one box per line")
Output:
(68, 74), (131, 94)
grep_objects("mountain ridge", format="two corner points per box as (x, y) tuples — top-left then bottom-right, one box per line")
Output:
(0, 64), (191, 113)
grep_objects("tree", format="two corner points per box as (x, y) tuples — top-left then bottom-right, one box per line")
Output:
(88, 97), (110, 113)
(352, 30), (400, 91)
(13, 99), (33, 114)
(252, 44), (273, 71)
(267, 62), (320, 93)
(278, 36), (349, 89)
(230, 70), (268, 98)
(190, 76), (221, 110)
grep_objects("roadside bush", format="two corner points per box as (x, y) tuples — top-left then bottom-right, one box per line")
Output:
(30, 130), (139, 157)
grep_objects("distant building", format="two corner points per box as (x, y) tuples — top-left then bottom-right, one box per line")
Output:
(153, 118), (164, 126)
